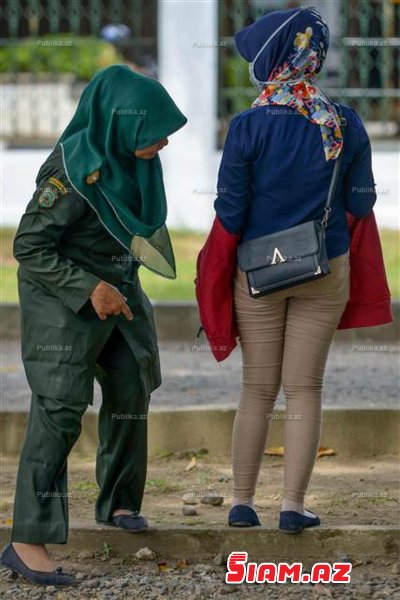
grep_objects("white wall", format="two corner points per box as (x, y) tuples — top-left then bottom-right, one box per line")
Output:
(157, 0), (220, 231)
(1, 144), (398, 229)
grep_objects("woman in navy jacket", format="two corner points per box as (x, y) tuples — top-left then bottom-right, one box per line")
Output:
(197, 6), (385, 533)
(215, 11), (376, 254)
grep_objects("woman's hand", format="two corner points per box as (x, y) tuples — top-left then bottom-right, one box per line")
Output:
(90, 281), (133, 321)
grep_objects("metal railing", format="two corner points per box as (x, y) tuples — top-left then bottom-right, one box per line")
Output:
(218, 0), (400, 145)
(1, 0), (399, 144)
(0, 0), (157, 144)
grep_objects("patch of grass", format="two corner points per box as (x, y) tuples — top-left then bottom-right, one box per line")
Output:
(138, 228), (206, 301)
(73, 480), (98, 491)
(363, 494), (398, 504)
(380, 229), (400, 298)
(102, 543), (112, 559)
(0, 228), (19, 303)
(1, 227), (398, 301)
(0, 227), (15, 258)
(1, 264), (18, 303)
(71, 479), (98, 502)
(0, 227), (206, 302)
(151, 449), (175, 460)
(145, 478), (183, 494)
(180, 519), (206, 525)
(195, 470), (214, 485)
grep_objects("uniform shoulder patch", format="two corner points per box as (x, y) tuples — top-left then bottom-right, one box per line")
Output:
(37, 177), (68, 208)
(48, 176), (68, 194)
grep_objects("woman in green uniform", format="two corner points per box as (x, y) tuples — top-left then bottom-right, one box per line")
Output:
(0, 64), (187, 587)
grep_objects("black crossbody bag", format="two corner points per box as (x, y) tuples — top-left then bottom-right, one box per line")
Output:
(237, 107), (347, 298)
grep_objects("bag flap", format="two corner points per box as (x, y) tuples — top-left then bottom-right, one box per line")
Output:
(237, 221), (320, 271)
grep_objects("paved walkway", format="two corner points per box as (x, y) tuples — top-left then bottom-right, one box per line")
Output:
(0, 339), (399, 411)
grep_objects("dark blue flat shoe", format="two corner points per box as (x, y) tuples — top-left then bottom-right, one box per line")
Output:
(228, 505), (262, 527)
(112, 511), (149, 532)
(279, 510), (321, 534)
(0, 543), (77, 586)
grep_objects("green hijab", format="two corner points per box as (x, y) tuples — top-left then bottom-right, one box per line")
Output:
(57, 64), (187, 278)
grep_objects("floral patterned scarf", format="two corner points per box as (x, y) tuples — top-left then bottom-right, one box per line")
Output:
(235, 7), (343, 161)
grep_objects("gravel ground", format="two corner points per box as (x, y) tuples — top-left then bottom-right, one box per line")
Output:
(0, 555), (399, 599)
(0, 339), (399, 411)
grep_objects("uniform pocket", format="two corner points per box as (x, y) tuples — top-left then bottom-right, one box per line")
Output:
(21, 322), (94, 401)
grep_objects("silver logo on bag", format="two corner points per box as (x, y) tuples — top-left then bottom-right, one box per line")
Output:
(271, 247), (286, 265)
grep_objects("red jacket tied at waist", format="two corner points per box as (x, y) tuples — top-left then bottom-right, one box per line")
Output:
(195, 210), (394, 362)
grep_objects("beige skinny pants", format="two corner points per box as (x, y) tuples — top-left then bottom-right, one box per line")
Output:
(232, 250), (350, 504)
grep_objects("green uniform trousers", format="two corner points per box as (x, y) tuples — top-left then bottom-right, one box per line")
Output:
(11, 326), (149, 545)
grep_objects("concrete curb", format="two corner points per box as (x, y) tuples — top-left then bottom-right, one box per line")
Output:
(1, 408), (399, 457)
(0, 301), (398, 341)
(0, 524), (398, 562)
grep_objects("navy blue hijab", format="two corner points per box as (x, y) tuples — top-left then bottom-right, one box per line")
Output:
(234, 6), (343, 160)
(235, 6), (329, 83)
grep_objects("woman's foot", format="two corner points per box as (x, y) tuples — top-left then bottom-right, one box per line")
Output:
(279, 510), (321, 534)
(0, 543), (76, 586)
(11, 543), (54, 572)
(111, 508), (148, 532)
(228, 505), (262, 527)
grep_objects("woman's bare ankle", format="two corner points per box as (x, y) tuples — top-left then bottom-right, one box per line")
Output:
(12, 543), (54, 572)
(112, 508), (134, 516)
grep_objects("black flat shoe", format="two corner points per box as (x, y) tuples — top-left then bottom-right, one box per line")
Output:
(112, 511), (149, 532)
(279, 510), (321, 534)
(228, 505), (262, 527)
(0, 543), (77, 586)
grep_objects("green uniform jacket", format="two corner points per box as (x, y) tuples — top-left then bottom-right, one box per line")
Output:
(14, 144), (161, 403)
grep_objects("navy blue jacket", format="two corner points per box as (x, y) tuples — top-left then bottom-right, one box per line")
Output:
(214, 103), (376, 260)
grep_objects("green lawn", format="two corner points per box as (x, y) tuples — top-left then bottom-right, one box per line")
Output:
(1, 227), (399, 302)
(0, 227), (206, 303)
(380, 228), (400, 300)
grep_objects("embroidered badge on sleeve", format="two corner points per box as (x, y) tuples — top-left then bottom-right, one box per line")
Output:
(37, 177), (68, 208)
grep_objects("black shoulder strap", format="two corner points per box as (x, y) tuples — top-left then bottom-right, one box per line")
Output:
(321, 104), (347, 228)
